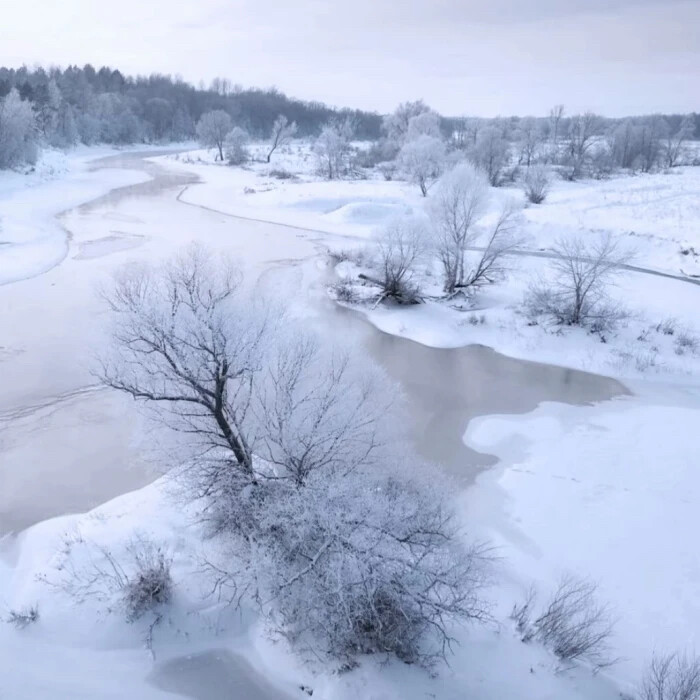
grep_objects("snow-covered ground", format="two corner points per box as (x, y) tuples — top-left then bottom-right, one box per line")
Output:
(1, 143), (699, 698)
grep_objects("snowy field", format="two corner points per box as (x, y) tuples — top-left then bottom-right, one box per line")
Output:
(1, 143), (700, 698)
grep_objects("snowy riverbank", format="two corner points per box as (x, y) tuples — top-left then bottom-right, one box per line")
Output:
(1, 146), (699, 699)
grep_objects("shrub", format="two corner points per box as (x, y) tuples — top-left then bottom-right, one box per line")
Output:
(523, 165), (551, 204)
(674, 331), (699, 356)
(5, 605), (39, 629)
(640, 652), (700, 700)
(514, 575), (616, 669)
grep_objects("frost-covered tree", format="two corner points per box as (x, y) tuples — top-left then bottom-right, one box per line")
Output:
(429, 163), (518, 294)
(662, 114), (694, 168)
(637, 115), (666, 173)
(144, 97), (173, 141)
(266, 114), (297, 163)
(470, 126), (510, 186)
(0, 88), (38, 168)
(429, 163), (490, 293)
(224, 126), (250, 165)
(516, 117), (544, 167)
(313, 119), (353, 180)
(98, 246), (266, 486)
(405, 111), (442, 141)
(397, 134), (446, 196)
(196, 109), (233, 161)
(564, 112), (601, 180)
(525, 233), (631, 328)
(549, 104), (565, 146)
(382, 100), (431, 146)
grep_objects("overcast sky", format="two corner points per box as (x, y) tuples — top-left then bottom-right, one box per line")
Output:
(1, 0), (698, 116)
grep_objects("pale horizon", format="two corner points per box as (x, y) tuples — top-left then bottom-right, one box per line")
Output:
(1, 0), (698, 118)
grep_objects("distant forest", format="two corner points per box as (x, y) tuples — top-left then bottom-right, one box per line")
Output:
(0, 64), (384, 146)
(0, 64), (698, 176)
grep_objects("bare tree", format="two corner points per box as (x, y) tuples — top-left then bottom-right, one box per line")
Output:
(98, 246), (269, 485)
(196, 110), (233, 161)
(565, 112), (601, 180)
(266, 114), (297, 163)
(549, 104), (565, 151)
(638, 116), (666, 173)
(516, 117), (544, 167)
(397, 134), (446, 196)
(523, 164), (551, 204)
(525, 233), (632, 328)
(641, 652), (700, 700)
(382, 99), (431, 146)
(365, 215), (428, 303)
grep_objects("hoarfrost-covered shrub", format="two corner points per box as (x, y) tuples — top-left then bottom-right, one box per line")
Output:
(640, 652), (700, 700)
(523, 165), (551, 204)
(224, 126), (250, 165)
(5, 605), (39, 629)
(514, 575), (616, 669)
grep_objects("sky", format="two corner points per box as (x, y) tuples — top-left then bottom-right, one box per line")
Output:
(0, 0), (698, 117)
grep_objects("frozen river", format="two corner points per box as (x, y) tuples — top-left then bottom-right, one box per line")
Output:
(0, 150), (625, 536)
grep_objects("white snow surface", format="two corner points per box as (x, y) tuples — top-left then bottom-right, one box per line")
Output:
(1, 143), (699, 698)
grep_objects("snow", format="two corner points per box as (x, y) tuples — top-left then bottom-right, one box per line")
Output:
(1, 142), (699, 698)
(463, 381), (700, 685)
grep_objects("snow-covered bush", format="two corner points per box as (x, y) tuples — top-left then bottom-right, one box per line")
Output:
(514, 575), (616, 669)
(674, 331), (699, 356)
(224, 126), (250, 165)
(523, 164), (551, 204)
(640, 652), (700, 700)
(368, 215), (428, 304)
(397, 134), (446, 196)
(45, 536), (172, 624)
(5, 605), (39, 629)
(525, 234), (631, 329)
(252, 470), (490, 666)
(121, 540), (173, 623)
